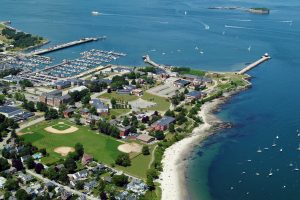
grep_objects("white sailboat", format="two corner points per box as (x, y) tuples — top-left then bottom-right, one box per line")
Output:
(276, 135), (279, 139)
(269, 169), (273, 176)
(297, 144), (300, 151)
(257, 147), (262, 153)
(247, 45), (251, 52)
(91, 11), (101, 16)
(272, 141), (277, 147)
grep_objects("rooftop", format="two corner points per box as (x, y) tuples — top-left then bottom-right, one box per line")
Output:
(152, 116), (175, 126)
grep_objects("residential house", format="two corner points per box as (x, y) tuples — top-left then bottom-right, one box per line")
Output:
(185, 90), (204, 101)
(127, 178), (147, 194)
(84, 180), (98, 191)
(71, 170), (88, 181)
(173, 79), (190, 88)
(61, 190), (72, 200)
(136, 134), (156, 144)
(131, 89), (143, 96)
(0, 177), (7, 189)
(21, 155), (31, 163)
(151, 116), (175, 131)
(18, 173), (34, 184)
(63, 108), (75, 118)
(119, 125), (131, 137)
(89, 99), (109, 115)
(81, 154), (93, 165)
(103, 176), (112, 183)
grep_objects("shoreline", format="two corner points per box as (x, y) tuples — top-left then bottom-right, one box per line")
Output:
(159, 82), (251, 200)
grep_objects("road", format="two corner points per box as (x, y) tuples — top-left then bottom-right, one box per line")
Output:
(16, 116), (45, 134)
(26, 169), (100, 200)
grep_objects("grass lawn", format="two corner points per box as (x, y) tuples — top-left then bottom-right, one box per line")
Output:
(109, 109), (130, 117)
(51, 123), (71, 131)
(21, 119), (122, 165)
(116, 145), (156, 180)
(141, 92), (170, 112)
(100, 91), (138, 102)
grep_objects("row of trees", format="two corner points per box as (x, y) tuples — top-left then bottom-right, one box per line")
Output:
(97, 120), (120, 138)
(2, 27), (44, 49)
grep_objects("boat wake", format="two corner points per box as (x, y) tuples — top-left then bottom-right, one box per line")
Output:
(225, 25), (254, 30)
(231, 19), (252, 22)
(200, 22), (210, 30)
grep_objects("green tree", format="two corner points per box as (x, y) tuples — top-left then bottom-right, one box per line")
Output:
(15, 189), (31, 200)
(64, 157), (77, 172)
(169, 123), (175, 133)
(5, 179), (19, 191)
(58, 168), (69, 184)
(146, 176), (155, 191)
(25, 157), (35, 169)
(45, 108), (58, 120)
(75, 180), (84, 190)
(75, 143), (84, 158)
(112, 174), (128, 187)
(81, 95), (91, 105)
(142, 146), (150, 155)
(36, 102), (48, 112)
(4, 191), (12, 200)
(0, 157), (10, 171)
(115, 153), (131, 167)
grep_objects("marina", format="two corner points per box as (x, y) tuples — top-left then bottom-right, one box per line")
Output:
(15, 49), (126, 84)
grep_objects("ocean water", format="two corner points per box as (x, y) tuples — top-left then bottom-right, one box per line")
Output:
(1, 0), (300, 199)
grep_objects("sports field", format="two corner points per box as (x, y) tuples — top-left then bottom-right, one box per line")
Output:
(20, 119), (122, 165)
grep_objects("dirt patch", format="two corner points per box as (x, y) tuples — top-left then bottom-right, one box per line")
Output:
(44, 125), (78, 134)
(54, 146), (75, 156)
(118, 143), (143, 154)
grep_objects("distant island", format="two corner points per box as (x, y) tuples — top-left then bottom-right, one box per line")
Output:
(208, 6), (270, 15)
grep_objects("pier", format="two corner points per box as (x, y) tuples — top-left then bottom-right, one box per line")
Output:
(238, 53), (271, 74)
(28, 37), (106, 56)
(143, 55), (171, 71)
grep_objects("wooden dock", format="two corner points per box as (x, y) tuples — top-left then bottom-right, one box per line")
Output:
(238, 53), (271, 74)
(28, 37), (106, 56)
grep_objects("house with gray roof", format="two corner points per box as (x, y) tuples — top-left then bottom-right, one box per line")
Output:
(151, 116), (175, 131)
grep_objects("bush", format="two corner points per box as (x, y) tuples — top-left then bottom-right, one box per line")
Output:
(142, 146), (150, 155)
(115, 153), (131, 167)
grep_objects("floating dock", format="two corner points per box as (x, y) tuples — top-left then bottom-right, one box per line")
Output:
(29, 37), (106, 56)
(238, 53), (271, 74)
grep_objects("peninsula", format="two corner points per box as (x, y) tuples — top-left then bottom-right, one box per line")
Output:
(0, 22), (48, 52)
(0, 23), (270, 200)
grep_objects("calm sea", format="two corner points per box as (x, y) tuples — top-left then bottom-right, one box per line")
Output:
(1, 0), (300, 199)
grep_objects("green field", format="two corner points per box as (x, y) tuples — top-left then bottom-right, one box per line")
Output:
(116, 145), (156, 179)
(100, 91), (138, 102)
(141, 92), (170, 112)
(109, 109), (131, 117)
(21, 119), (122, 165)
(51, 123), (71, 131)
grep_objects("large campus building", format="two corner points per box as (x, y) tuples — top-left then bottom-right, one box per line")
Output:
(39, 90), (71, 107)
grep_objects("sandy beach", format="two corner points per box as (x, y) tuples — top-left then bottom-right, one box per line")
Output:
(159, 90), (247, 200)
